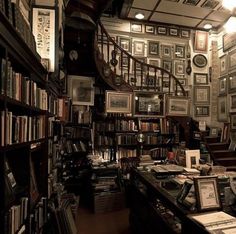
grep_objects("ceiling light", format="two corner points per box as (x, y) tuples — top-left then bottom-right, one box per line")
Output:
(224, 16), (236, 33)
(222, 0), (236, 11)
(135, 13), (144, 20)
(203, 23), (212, 30)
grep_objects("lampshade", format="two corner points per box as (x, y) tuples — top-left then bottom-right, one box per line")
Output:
(135, 13), (144, 20)
(224, 16), (236, 33)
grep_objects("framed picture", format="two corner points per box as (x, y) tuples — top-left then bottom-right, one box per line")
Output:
(194, 86), (210, 104)
(145, 25), (155, 34)
(221, 122), (230, 142)
(147, 58), (161, 75)
(166, 96), (189, 116)
(201, 0), (220, 9)
(219, 76), (227, 95)
(148, 41), (160, 57)
(133, 41), (145, 56)
(181, 29), (191, 38)
(230, 113), (236, 130)
(162, 60), (172, 73)
(133, 57), (147, 71)
(220, 55), (227, 75)
(133, 92), (165, 117)
(32, 7), (56, 72)
(185, 149), (200, 168)
(229, 94), (236, 112)
(209, 127), (219, 137)
(162, 77), (173, 92)
(174, 60), (185, 77)
(218, 96), (228, 122)
(193, 73), (208, 85)
(131, 23), (142, 33)
(175, 45), (185, 58)
(183, 0), (201, 6)
(195, 106), (210, 117)
(118, 37), (131, 52)
(194, 30), (208, 52)
(157, 26), (167, 35)
(223, 32), (236, 52)
(228, 73), (236, 93)
(162, 45), (172, 58)
(169, 27), (179, 37)
(68, 76), (94, 105)
(228, 49), (236, 71)
(105, 91), (133, 114)
(194, 176), (221, 212)
(119, 55), (130, 69)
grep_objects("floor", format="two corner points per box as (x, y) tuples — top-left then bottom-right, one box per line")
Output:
(77, 207), (131, 234)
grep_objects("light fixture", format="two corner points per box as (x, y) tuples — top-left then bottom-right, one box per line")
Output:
(222, 0), (236, 11)
(135, 13), (144, 20)
(203, 23), (212, 30)
(224, 16), (236, 33)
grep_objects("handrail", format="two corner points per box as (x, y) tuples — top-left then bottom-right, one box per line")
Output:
(95, 20), (187, 96)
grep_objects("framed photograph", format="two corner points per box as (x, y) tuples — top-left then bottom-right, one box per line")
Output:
(162, 60), (172, 73)
(219, 76), (227, 95)
(162, 45), (172, 58)
(220, 55), (227, 75)
(193, 73), (208, 85)
(228, 73), (236, 93)
(210, 127), (219, 137)
(147, 58), (161, 75)
(194, 30), (208, 52)
(157, 26), (167, 35)
(145, 25), (155, 34)
(133, 57), (147, 71)
(228, 49), (236, 71)
(201, 0), (220, 9)
(185, 149), (200, 168)
(131, 23), (142, 33)
(231, 113), (236, 130)
(183, 0), (201, 6)
(194, 86), (210, 104)
(166, 96), (189, 116)
(68, 76), (94, 105)
(181, 29), (191, 38)
(105, 91), (133, 114)
(229, 94), (236, 112)
(194, 176), (221, 212)
(195, 106), (210, 117)
(32, 7), (56, 72)
(133, 41), (145, 56)
(169, 27), (179, 37)
(174, 60), (185, 77)
(119, 55), (130, 69)
(175, 45), (185, 58)
(218, 96), (228, 122)
(133, 92), (165, 117)
(223, 33), (236, 52)
(118, 37), (131, 52)
(148, 41), (160, 57)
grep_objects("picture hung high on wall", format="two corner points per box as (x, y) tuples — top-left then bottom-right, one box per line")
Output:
(148, 41), (160, 57)
(194, 31), (208, 52)
(166, 96), (189, 116)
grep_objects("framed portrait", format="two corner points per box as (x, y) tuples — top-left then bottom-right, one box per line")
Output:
(32, 7), (56, 72)
(169, 27), (179, 37)
(118, 37), (131, 52)
(194, 176), (221, 212)
(195, 106), (210, 117)
(162, 60), (172, 73)
(174, 60), (185, 77)
(185, 149), (200, 168)
(220, 55), (227, 75)
(194, 86), (210, 104)
(68, 76), (94, 105)
(228, 49), (236, 71)
(148, 41), (160, 57)
(133, 92), (165, 117)
(228, 73), (236, 93)
(219, 76), (227, 95)
(157, 26), (167, 35)
(218, 96), (228, 122)
(194, 30), (208, 52)
(133, 41), (145, 56)
(166, 96), (190, 116)
(230, 113), (236, 130)
(162, 45), (172, 58)
(193, 73), (208, 85)
(181, 29), (191, 38)
(131, 23), (142, 33)
(223, 32), (236, 52)
(175, 45), (185, 58)
(105, 91), (133, 114)
(145, 25), (155, 34)
(183, 0), (201, 6)
(229, 94), (236, 112)
(201, 0), (220, 9)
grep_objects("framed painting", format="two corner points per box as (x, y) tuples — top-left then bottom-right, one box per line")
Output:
(174, 60), (185, 77)
(193, 73), (208, 85)
(118, 37), (131, 53)
(148, 41), (160, 57)
(229, 94), (236, 112)
(181, 29), (191, 38)
(194, 30), (208, 52)
(175, 45), (185, 58)
(166, 96), (190, 116)
(162, 44), (172, 58)
(133, 41), (145, 56)
(185, 149), (200, 168)
(194, 86), (210, 104)
(220, 54), (228, 75)
(183, 0), (201, 6)
(218, 95), (228, 122)
(68, 76), (94, 105)
(157, 26), (168, 35)
(133, 57), (147, 71)
(223, 33), (236, 52)
(201, 0), (220, 9)
(219, 76), (227, 95)
(228, 49), (236, 71)
(105, 91), (133, 114)
(162, 60), (172, 73)
(145, 25), (155, 34)
(147, 58), (161, 75)
(169, 27), (180, 37)
(131, 23), (142, 33)
(195, 106), (210, 117)
(228, 73), (236, 93)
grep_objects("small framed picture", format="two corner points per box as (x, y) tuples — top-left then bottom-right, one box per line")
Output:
(147, 58), (161, 75)
(218, 95), (228, 122)
(229, 94), (236, 112)
(166, 96), (190, 116)
(194, 176), (221, 212)
(209, 127), (219, 137)
(193, 73), (208, 85)
(118, 37), (131, 53)
(145, 25), (155, 34)
(162, 77), (173, 93)
(194, 30), (208, 52)
(181, 29), (191, 38)
(195, 106), (210, 117)
(148, 41), (160, 57)
(169, 27), (179, 37)
(133, 41), (145, 56)
(220, 54), (228, 75)
(228, 73), (236, 93)
(162, 45), (172, 58)
(131, 23), (142, 33)
(175, 45), (185, 58)
(174, 60), (185, 77)
(230, 113), (236, 130)
(119, 55), (130, 69)
(194, 86), (210, 104)
(133, 57), (147, 71)
(201, 0), (220, 9)
(157, 26), (167, 35)
(229, 49), (236, 71)
(105, 91), (133, 114)
(183, 0), (201, 6)
(185, 149), (200, 168)
(162, 60), (172, 73)
(219, 76), (227, 95)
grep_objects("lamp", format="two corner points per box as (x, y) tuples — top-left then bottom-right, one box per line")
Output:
(224, 16), (236, 33)
(222, 0), (236, 11)
(203, 23), (212, 30)
(135, 13), (144, 20)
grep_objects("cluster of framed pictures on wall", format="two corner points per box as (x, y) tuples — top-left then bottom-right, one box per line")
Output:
(105, 90), (190, 117)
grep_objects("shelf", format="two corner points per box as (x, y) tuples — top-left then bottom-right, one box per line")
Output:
(65, 123), (91, 128)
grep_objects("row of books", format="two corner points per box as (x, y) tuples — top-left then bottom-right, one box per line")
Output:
(0, 111), (46, 146)
(71, 106), (91, 124)
(65, 126), (91, 139)
(65, 140), (87, 154)
(95, 135), (113, 146)
(116, 149), (137, 160)
(115, 119), (137, 131)
(117, 135), (137, 145)
(140, 122), (160, 131)
(95, 122), (115, 131)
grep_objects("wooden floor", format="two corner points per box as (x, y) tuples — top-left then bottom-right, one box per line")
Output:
(77, 207), (131, 234)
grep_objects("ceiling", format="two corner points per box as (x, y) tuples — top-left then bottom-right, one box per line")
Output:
(119, 0), (233, 31)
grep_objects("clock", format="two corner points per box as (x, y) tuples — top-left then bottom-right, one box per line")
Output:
(137, 133), (145, 143)
(69, 50), (78, 61)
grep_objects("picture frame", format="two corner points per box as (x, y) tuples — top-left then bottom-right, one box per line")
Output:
(201, 0), (220, 9)
(209, 127), (219, 137)
(175, 45), (185, 58)
(193, 73), (208, 85)
(229, 94), (236, 112)
(118, 37), (131, 53)
(133, 92), (165, 117)
(194, 30), (208, 52)
(194, 176), (221, 212)
(145, 25), (155, 34)
(181, 29), (191, 38)
(147, 58), (161, 75)
(218, 96), (228, 122)
(162, 77), (173, 93)
(32, 7), (56, 72)
(68, 75), (94, 106)
(133, 57), (147, 71)
(228, 73), (236, 93)
(131, 23), (142, 33)
(193, 54), (207, 68)
(105, 91), (133, 114)
(169, 27), (180, 37)
(161, 44), (172, 58)
(220, 55), (228, 75)
(223, 32), (236, 52)
(195, 106), (210, 117)
(148, 41), (160, 57)
(133, 41), (145, 56)
(157, 26), (167, 35)
(221, 122), (230, 142)
(183, 0), (201, 6)
(194, 86), (210, 104)
(166, 96), (190, 116)
(174, 60), (185, 77)
(230, 113), (236, 130)
(228, 49), (236, 71)
(119, 55), (130, 69)
(185, 149), (200, 168)
(219, 76), (227, 95)
(162, 60), (172, 73)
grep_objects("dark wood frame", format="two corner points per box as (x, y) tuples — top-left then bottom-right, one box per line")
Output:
(218, 95), (228, 122)
(148, 41), (160, 57)
(133, 41), (145, 56)
(219, 76), (227, 95)
(228, 72), (236, 93)
(131, 23), (142, 33)
(157, 26), (168, 35)
(194, 86), (210, 104)
(195, 106), (210, 117)
(118, 37), (132, 52)
(194, 30), (208, 52)
(193, 73), (208, 85)
(175, 44), (185, 58)
(145, 25), (155, 34)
